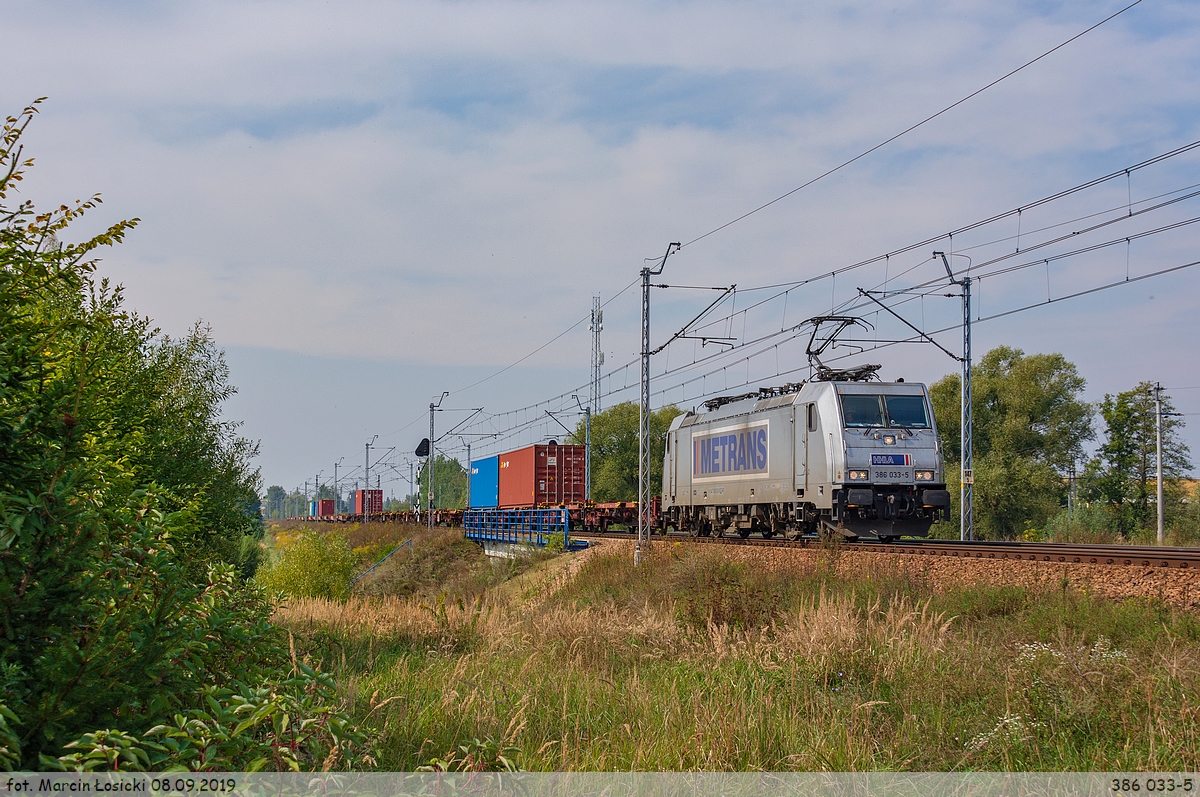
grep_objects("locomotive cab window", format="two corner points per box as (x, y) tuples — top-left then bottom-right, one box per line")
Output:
(841, 395), (884, 427)
(840, 394), (930, 428)
(807, 403), (817, 431)
(884, 395), (930, 428)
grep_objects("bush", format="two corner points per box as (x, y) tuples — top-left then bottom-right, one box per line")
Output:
(0, 101), (355, 770)
(258, 530), (356, 599)
(1041, 504), (1119, 543)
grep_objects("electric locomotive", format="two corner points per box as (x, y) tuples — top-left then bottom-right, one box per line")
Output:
(661, 366), (951, 540)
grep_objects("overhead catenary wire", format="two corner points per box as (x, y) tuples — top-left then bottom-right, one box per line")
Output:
(324, 4), (1200, 477)
(678, 0), (1148, 250)
(460, 201), (1200, 455)
(403, 127), (1200, 459)
(629, 258), (1200, 411)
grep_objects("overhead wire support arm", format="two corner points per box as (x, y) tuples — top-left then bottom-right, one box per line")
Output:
(544, 409), (574, 436)
(650, 284), (737, 355)
(856, 288), (962, 362)
(435, 407), (486, 442)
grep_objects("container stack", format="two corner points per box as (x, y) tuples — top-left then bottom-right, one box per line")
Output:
(498, 443), (586, 507)
(355, 489), (383, 515)
(469, 456), (500, 509)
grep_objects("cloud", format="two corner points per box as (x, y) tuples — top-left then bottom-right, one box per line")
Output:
(3, 0), (1198, 486)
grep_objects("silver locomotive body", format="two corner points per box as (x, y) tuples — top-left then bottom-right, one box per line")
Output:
(661, 380), (951, 539)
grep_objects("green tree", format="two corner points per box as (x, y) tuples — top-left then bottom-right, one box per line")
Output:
(257, 529), (355, 599)
(571, 402), (683, 502)
(264, 485), (287, 519)
(1085, 383), (1191, 536)
(0, 101), (353, 769)
(116, 323), (263, 573)
(930, 346), (1093, 539)
(416, 454), (467, 509)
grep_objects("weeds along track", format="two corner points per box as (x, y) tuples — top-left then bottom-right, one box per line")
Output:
(571, 533), (1200, 611)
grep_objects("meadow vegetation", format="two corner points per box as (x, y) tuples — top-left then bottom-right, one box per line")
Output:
(274, 537), (1200, 771)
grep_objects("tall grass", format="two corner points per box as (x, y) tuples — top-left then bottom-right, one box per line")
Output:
(274, 542), (1200, 771)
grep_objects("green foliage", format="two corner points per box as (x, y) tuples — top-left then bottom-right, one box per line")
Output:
(258, 530), (355, 600)
(542, 532), (566, 554)
(416, 455), (467, 510)
(37, 571), (365, 772)
(42, 665), (363, 772)
(1040, 504), (1118, 544)
(237, 535), (263, 580)
(1084, 382), (1192, 536)
(0, 704), (19, 771)
(931, 346), (1093, 539)
(418, 736), (521, 772)
(571, 402), (682, 502)
(264, 485), (287, 520)
(0, 101), (353, 769)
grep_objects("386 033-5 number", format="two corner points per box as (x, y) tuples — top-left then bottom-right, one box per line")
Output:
(1112, 779), (1194, 793)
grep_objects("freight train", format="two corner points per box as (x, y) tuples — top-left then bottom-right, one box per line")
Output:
(295, 364), (952, 542)
(463, 367), (950, 541)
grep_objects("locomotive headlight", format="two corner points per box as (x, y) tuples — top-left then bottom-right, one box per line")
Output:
(848, 470), (869, 480)
(915, 470), (934, 481)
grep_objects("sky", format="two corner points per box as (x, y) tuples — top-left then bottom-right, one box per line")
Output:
(4, 0), (1199, 497)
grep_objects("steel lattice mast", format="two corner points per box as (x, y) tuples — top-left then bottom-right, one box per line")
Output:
(936, 251), (973, 541)
(960, 273), (973, 541)
(590, 295), (603, 414)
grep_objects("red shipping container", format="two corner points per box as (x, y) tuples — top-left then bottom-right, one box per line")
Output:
(355, 489), (383, 515)
(498, 444), (587, 508)
(317, 499), (336, 517)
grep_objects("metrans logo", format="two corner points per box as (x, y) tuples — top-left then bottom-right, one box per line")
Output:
(693, 421), (769, 479)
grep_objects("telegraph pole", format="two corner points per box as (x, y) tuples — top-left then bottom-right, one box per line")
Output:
(1155, 382), (1164, 545)
(638, 243), (680, 566)
(936, 251), (973, 541)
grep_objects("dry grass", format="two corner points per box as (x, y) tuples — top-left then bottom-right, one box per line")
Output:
(275, 541), (1200, 771)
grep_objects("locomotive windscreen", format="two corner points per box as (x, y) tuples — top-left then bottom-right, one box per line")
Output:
(840, 394), (930, 428)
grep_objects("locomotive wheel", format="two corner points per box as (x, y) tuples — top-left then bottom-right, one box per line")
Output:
(761, 529), (776, 539)
(738, 528), (751, 539)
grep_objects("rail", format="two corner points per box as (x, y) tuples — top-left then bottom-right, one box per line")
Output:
(571, 530), (1200, 568)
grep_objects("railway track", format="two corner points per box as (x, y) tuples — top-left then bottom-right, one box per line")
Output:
(571, 530), (1200, 569)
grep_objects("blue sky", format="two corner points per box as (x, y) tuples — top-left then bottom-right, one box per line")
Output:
(3, 0), (1199, 494)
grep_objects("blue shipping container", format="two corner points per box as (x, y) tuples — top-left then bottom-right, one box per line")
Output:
(469, 456), (500, 509)
(309, 500), (318, 517)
